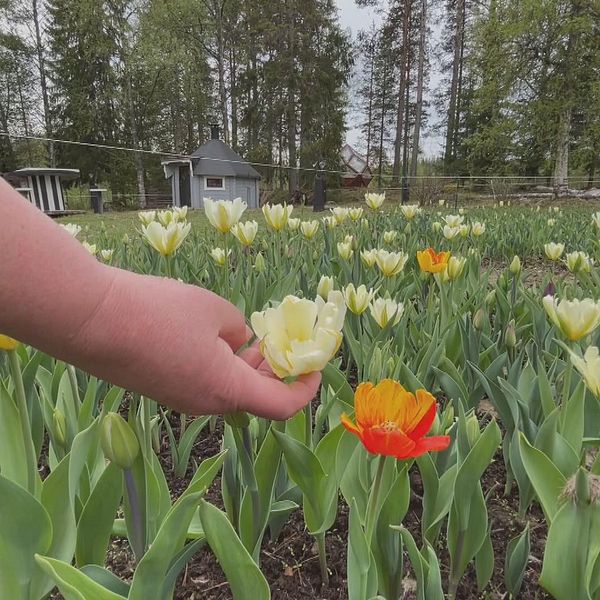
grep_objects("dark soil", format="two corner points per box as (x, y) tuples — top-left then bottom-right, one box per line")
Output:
(95, 407), (551, 600)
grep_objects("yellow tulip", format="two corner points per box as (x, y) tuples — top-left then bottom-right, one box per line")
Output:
(204, 197), (247, 233)
(343, 283), (374, 315)
(568, 346), (600, 398)
(365, 192), (385, 210)
(544, 243), (565, 261)
(231, 220), (258, 247)
(547, 218), (556, 227)
(262, 202), (293, 231)
(0, 334), (19, 351)
(375, 249), (408, 277)
(250, 291), (347, 378)
(369, 297), (404, 328)
(300, 220), (320, 239)
(142, 221), (191, 256)
(287, 217), (301, 231)
(542, 296), (600, 341)
(592, 212), (600, 231)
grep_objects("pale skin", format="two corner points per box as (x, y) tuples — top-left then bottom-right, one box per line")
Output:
(0, 179), (320, 419)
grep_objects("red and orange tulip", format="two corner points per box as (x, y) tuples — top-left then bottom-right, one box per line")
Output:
(341, 379), (451, 460)
(416, 248), (451, 273)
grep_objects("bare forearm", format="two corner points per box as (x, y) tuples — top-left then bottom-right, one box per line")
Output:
(0, 179), (115, 356)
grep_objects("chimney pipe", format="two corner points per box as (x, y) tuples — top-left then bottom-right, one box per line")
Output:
(210, 124), (220, 140)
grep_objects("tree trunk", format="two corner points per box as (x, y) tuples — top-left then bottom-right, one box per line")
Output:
(410, 0), (426, 179)
(366, 40), (376, 166)
(216, 1), (229, 143)
(553, 0), (581, 198)
(229, 45), (238, 150)
(392, 1), (412, 183)
(444, 0), (465, 168)
(287, 1), (298, 194)
(32, 0), (53, 165)
(553, 107), (571, 197)
(378, 65), (388, 186)
(126, 73), (146, 208)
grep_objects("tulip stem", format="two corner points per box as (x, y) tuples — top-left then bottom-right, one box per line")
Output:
(562, 355), (573, 406)
(366, 454), (387, 543)
(315, 531), (329, 587)
(8, 349), (38, 495)
(124, 467), (145, 562)
(305, 403), (313, 449)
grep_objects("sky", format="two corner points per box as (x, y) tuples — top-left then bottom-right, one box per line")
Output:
(333, 0), (443, 158)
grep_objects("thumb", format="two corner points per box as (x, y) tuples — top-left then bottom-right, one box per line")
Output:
(226, 355), (321, 420)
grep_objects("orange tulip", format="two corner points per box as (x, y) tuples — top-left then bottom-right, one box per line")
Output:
(416, 248), (451, 273)
(341, 379), (450, 460)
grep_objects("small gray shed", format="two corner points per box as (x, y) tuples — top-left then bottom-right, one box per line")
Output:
(162, 126), (261, 209)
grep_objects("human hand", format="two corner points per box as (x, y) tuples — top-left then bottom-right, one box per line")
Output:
(77, 271), (321, 420)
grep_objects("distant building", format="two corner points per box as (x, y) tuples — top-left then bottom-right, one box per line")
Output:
(162, 126), (261, 209)
(3, 167), (80, 214)
(340, 143), (373, 188)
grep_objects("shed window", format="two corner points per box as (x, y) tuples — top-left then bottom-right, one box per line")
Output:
(205, 177), (225, 190)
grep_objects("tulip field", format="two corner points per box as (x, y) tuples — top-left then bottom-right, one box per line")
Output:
(3, 194), (600, 600)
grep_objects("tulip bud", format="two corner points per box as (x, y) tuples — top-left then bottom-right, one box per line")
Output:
(53, 409), (67, 448)
(317, 275), (334, 300)
(473, 308), (486, 331)
(485, 290), (496, 307)
(543, 281), (556, 298)
(505, 320), (517, 349)
(466, 413), (481, 446)
(254, 252), (265, 272)
(100, 413), (140, 470)
(509, 255), (521, 275)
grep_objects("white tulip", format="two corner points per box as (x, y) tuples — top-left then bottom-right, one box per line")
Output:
(317, 275), (334, 300)
(138, 211), (156, 225)
(365, 192), (385, 210)
(250, 291), (347, 378)
(369, 297), (404, 328)
(231, 220), (259, 246)
(60, 223), (82, 237)
(542, 296), (600, 341)
(568, 346), (600, 398)
(262, 203), (293, 231)
(343, 283), (375, 315)
(544, 242), (565, 261)
(142, 221), (191, 256)
(204, 197), (247, 233)
(374, 249), (408, 277)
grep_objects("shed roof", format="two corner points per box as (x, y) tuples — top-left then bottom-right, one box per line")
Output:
(7, 167), (80, 180)
(191, 139), (261, 179)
